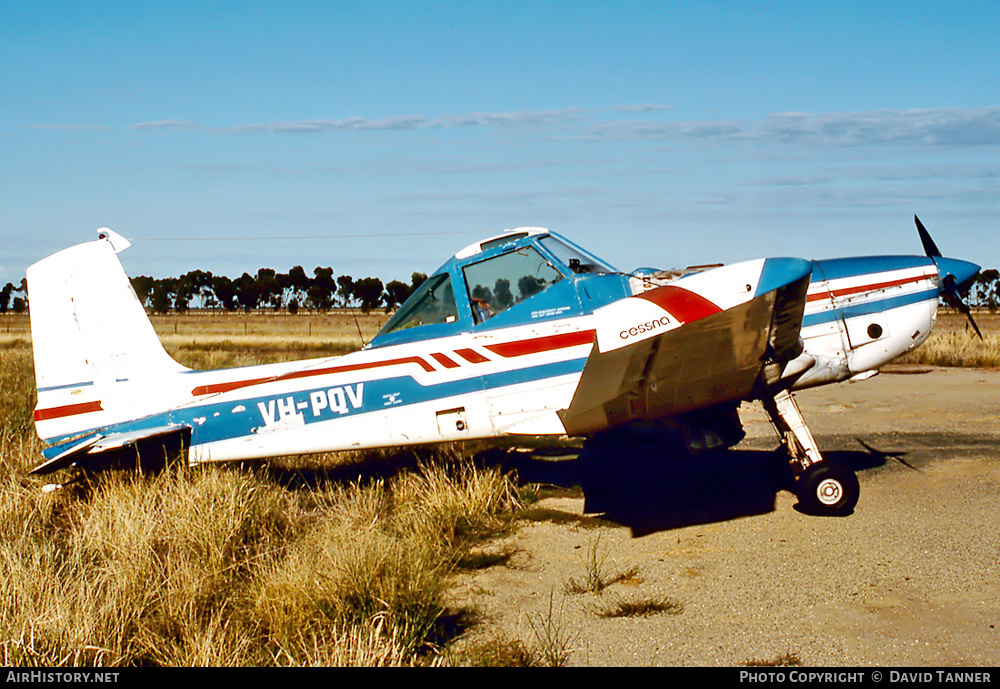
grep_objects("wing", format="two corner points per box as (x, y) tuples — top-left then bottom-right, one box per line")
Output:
(558, 258), (812, 436)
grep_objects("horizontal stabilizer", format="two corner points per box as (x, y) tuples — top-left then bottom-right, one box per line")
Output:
(31, 424), (191, 475)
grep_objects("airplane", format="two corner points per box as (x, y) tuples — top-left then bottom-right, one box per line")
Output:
(25, 218), (980, 516)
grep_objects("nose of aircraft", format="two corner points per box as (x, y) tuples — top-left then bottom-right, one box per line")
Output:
(933, 257), (980, 290)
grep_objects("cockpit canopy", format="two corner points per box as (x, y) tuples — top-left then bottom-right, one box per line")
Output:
(370, 228), (625, 348)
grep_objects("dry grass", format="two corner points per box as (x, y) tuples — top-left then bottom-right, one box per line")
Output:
(743, 651), (803, 667)
(592, 595), (684, 618)
(0, 443), (522, 666)
(151, 312), (386, 359)
(895, 312), (1000, 368)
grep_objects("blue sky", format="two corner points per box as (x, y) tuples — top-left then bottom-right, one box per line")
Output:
(3, 1), (999, 288)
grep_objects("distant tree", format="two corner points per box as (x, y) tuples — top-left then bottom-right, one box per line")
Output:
(151, 279), (173, 314)
(353, 277), (384, 313)
(234, 273), (261, 312)
(181, 269), (214, 309)
(285, 265), (311, 309)
(130, 276), (155, 309)
(384, 280), (412, 311)
(0, 282), (13, 314)
(336, 275), (355, 308)
(12, 278), (27, 313)
(410, 272), (428, 291)
(302, 267), (333, 312)
(974, 268), (999, 311)
(211, 275), (238, 311)
(254, 268), (282, 310)
(172, 273), (201, 313)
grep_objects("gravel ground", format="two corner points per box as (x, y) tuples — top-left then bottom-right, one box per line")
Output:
(448, 366), (1000, 667)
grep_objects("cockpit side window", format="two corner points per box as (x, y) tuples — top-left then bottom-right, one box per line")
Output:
(377, 273), (458, 336)
(462, 246), (565, 323)
(538, 235), (616, 275)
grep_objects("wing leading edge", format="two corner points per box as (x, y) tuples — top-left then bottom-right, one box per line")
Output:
(558, 258), (812, 436)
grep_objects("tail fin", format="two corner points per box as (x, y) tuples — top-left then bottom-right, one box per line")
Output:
(28, 229), (187, 441)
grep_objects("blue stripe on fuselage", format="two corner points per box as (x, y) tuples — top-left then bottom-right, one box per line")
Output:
(802, 287), (937, 328)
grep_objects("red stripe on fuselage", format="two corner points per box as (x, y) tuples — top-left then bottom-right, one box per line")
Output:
(637, 285), (721, 323)
(485, 329), (596, 358)
(34, 400), (103, 422)
(191, 356), (436, 396)
(431, 352), (461, 369)
(807, 273), (933, 303)
(454, 348), (490, 364)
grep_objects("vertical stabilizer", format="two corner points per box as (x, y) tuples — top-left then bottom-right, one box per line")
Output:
(28, 229), (187, 441)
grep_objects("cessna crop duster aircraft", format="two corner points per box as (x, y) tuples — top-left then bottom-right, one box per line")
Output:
(26, 219), (979, 516)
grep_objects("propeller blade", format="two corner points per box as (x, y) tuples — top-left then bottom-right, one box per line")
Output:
(918, 216), (983, 339)
(915, 215), (942, 258)
(954, 293), (984, 340)
(940, 275), (983, 339)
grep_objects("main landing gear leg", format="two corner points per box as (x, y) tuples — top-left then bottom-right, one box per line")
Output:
(761, 389), (859, 517)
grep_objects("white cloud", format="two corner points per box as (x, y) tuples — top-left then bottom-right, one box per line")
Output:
(130, 120), (198, 131)
(757, 107), (1000, 147)
(25, 123), (114, 131)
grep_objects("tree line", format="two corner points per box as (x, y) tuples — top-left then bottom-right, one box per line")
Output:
(126, 267), (430, 314)
(0, 269), (427, 316)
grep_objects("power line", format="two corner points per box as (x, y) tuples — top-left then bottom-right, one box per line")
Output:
(133, 230), (485, 242)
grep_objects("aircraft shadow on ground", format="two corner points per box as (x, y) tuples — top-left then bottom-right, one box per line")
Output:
(500, 443), (888, 536)
(260, 436), (900, 537)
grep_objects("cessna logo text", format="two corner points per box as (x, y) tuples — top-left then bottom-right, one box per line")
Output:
(620, 316), (672, 340)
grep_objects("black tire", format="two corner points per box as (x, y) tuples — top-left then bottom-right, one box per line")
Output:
(796, 461), (859, 517)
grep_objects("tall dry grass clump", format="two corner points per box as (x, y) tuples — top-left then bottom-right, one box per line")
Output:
(0, 347), (36, 443)
(255, 460), (520, 664)
(0, 466), (300, 665)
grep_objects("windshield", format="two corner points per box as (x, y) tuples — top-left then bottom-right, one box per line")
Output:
(377, 273), (458, 336)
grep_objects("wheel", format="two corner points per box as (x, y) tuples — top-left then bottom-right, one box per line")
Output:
(796, 461), (859, 517)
